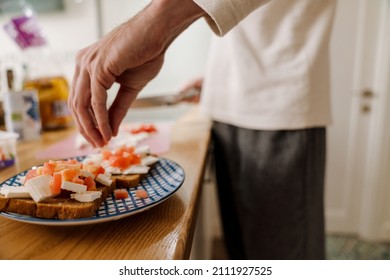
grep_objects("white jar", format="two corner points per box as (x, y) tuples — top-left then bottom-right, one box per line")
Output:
(3, 89), (41, 141)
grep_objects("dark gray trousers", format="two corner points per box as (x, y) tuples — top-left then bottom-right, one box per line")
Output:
(212, 121), (326, 260)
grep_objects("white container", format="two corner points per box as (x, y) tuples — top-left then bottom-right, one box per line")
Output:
(3, 89), (41, 140)
(0, 130), (18, 169)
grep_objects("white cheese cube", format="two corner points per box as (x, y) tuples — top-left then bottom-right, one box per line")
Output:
(141, 156), (159, 166)
(132, 132), (149, 143)
(25, 175), (53, 202)
(100, 161), (112, 170)
(134, 145), (151, 155)
(71, 191), (102, 202)
(0, 186), (31, 198)
(79, 169), (94, 178)
(61, 181), (87, 193)
(95, 173), (113, 186)
(105, 166), (122, 175)
(122, 165), (150, 175)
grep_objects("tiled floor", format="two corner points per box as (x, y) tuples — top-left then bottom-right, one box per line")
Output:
(326, 234), (390, 260)
(211, 235), (390, 260)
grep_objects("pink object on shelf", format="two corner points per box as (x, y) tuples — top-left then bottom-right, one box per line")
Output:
(4, 15), (46, 49)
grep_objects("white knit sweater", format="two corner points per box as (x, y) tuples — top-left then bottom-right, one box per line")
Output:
(194, 0), (336, 130)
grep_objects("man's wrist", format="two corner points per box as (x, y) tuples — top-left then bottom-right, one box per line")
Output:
(149, 0), (206, 49)
(113, 0), (206, 67)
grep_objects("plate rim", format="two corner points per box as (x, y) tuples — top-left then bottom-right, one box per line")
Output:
(0, 157), (185, 226)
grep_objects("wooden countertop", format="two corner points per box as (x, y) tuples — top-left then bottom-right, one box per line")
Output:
(0, 107), (211, 260)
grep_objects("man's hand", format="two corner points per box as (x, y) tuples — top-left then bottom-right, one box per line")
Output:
(68, 0), (205, 147)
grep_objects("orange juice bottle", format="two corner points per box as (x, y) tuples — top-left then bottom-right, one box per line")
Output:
(23, 76), (73, 130)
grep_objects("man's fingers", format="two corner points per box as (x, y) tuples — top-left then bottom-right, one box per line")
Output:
(90, 74), (113, 144)
(74, 69), (106, 147)
(108, 86), (138, 136)
(69, 63), (95, 146)
(68, 51), (101, 147)
(79, 108), (106, 148)
(108, 57), (165, 135)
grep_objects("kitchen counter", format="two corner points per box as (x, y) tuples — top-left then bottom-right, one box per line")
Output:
(0, 106), (211, 260)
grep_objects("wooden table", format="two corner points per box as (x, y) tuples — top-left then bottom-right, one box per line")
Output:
(0, 107), (211, 260)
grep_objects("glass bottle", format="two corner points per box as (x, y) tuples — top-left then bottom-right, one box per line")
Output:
(1, 0), (73, 130)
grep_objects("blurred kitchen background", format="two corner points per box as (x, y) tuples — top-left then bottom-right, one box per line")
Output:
(1, 0), (390, 259)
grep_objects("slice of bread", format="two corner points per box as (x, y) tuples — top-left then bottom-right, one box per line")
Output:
(112, 174), (141, 188)
(0, 183), (116, 220)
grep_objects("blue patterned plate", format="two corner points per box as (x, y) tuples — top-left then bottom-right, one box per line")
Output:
(0, 157), (185, 226)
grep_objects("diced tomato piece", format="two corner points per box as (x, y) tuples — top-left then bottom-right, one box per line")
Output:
(53, 161), (81, 172)
(125, 146), (135, 153)
(131, 154), (141, 165)
(83, 163), (100, 176)
(131, 124), (157, 134)
(72, 177), (84, 184)
(61, 168), (79, 182)
(101, 149), (112, 160)
(114, 189), (129, 200)
(97, 166), (105, 175)
(50, 173), (62, 195)
(135, 189), (149, 199)
(105, 145), (142, 170)
(83, 176), (97, 191)
(42, 162), (55, 176)
(114, 146), (127, 156)
(24, 169), (37, 183)
(144, 124), (157, 133)
(109, 155), (128, 169)
(131, 126), (141, 134)
(130, 128), (141, 134)
(67, 159), (78, 164)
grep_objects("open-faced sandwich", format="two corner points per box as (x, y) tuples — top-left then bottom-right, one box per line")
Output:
(82, 144), (159, 201)
(0, 144), (159, 220)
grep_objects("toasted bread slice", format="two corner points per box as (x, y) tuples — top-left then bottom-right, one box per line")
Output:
(0, 183), (115, 220)
(112, 174), (141, 188)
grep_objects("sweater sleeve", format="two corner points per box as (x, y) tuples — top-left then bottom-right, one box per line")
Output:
(193, 0), (270, 36)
